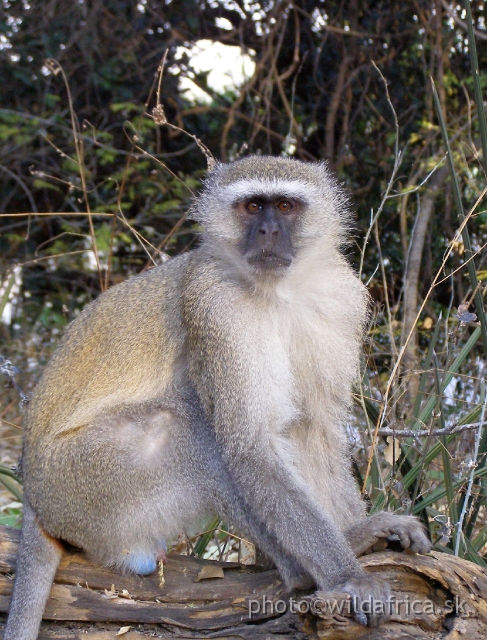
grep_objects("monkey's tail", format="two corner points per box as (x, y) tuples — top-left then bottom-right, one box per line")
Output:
(4, 501), (63, 640)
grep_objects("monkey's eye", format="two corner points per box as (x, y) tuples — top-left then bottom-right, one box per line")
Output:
(276, 200), (292, 212)
(246, 201), (262, 213)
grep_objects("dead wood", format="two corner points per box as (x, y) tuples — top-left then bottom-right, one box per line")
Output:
(0, 525), (485, 639)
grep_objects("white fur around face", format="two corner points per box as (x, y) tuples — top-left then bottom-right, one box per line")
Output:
(219, 178), (322, 205)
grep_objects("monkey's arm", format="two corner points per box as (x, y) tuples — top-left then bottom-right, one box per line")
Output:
(185, 288), (387, 610)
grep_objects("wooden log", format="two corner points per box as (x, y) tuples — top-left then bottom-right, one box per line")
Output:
(306, 550), (487, 639)
(0, 526), (289, 633)
(0, 525), (486, 639)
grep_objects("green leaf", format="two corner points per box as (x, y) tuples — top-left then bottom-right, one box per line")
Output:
(33, 179), (62, 192)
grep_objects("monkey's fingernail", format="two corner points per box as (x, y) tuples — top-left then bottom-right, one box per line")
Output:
(354, 612), (368, 626)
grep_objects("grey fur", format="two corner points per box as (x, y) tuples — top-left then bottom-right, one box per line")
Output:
(5, 156), (430, 639)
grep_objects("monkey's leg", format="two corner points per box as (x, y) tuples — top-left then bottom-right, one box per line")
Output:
(344, 512), (431, 557)
(4, 501), (63, 640)
(39, 405), (306, 587)
(23, 405), (215, 578)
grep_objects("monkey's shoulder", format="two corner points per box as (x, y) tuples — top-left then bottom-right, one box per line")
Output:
(62, 252), (192, 334)
(26, 254), (194, 433)
(37, 254), (193, 377)
(97, 252), (191, 307)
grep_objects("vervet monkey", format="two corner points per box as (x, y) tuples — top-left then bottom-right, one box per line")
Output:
(5, 156), (430, 639)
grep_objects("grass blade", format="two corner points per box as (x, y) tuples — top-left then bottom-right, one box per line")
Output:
(431, 81), (487, 353)
(0, 476), (23, 502)
(463, 0), (487, 171)
(410, 327), (480, 433)
(405, 393), (483, 492)
(193, 515), (222, 558)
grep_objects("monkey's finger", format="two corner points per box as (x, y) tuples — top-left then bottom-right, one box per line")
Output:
(371, 538), (388, 553)
(354, 611), (368, 626)
(392, 530), (411, 549)
(409, 532), (432, 554)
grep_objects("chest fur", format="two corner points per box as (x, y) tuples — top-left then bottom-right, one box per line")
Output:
(260, 294), (359, 429)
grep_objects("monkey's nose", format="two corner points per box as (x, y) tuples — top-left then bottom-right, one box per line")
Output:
(258, 223), (279, 237)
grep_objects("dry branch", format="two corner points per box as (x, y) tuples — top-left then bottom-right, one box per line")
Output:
(378, 420), (484, 438)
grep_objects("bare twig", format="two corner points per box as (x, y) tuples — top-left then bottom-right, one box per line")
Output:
(362, 182), (487, 492)
(45, 58), (103, 290)
(150, 50), (215, 172)
(439, 0), (487, 41)
(378, 421), (486, 438)
(0, 356), (28, 405)
(0, 212), (112, 218)
(0, 164), (37, 213)
(359, 62), (402, 278)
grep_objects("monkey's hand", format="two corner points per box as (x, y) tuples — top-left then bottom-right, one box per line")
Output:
(312, 573), (391, 627)
(345, 512), (431, 557)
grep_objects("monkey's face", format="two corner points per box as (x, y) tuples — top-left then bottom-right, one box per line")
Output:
(236, 196), (303, 272)
(193, 156), (352, 279)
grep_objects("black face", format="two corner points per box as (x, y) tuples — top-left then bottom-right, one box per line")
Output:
(236, 196), (303, 272)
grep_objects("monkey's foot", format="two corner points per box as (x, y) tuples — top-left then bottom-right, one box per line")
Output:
(333, 573), (391, 627)
(345, 513), (431, 557)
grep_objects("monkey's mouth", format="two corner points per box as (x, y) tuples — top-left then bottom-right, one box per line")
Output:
(246, 251), (292, 270)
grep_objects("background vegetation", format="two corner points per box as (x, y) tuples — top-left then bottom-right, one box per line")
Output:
(1, 0), (487, 565)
